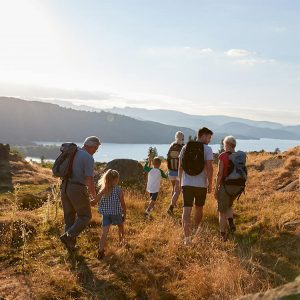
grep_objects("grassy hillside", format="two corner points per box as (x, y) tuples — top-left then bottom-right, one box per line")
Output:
(0, 148), (299, 299)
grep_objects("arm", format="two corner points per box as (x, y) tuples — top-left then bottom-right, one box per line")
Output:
(205, 160), (213, 193)
(215, 160), (224, 199)
(178, 162), (183, 188)
(143, 160), (152, 172)
(178, 146), (184, 187)
(84, 156), (96, 199)
(119, 189), (126, 219)
(85, 176), (96, 199)
(91, 190), (104, 206)
(160, 169), (168, 179)
(215, 160), (224, 189)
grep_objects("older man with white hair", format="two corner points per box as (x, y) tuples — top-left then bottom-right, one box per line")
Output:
(60, 136), (101, 251)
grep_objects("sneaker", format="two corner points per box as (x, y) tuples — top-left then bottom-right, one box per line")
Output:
(97, 249), (105, 260)
(184, 237), (192, 246)
(167, 207), (174, 216)
(144, 211), (150, 218)
(60, 233), (76, 252)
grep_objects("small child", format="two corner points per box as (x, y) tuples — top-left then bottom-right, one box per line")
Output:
(144, 156), (168, 217)
(91, 169), (126, 260)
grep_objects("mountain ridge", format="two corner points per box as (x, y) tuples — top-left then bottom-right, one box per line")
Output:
(0, 97), (196, 145)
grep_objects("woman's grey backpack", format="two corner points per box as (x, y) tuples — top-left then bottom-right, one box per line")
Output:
(225, 151), (247, 186)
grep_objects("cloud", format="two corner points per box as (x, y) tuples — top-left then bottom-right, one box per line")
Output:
(234, 58), (276, 66)
(145, 46), (213, 57)
(224, 48), (276, 66)
(225, 49), (255, 57)
(272, 26), (288, 33)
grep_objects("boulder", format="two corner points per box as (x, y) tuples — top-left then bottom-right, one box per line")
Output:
(0, 144), (13, 192)
(103, 159), (144, 184)
(237, 275), (300, 300)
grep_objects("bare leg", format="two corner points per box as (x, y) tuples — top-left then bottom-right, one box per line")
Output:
(182, 207), (193, 238)
(194, 206), (203, 231)
(118, 224), (125, 244)
(171, 180), (180, 207)
(99, 226), (110, 251)
(146, 200), (156, 214)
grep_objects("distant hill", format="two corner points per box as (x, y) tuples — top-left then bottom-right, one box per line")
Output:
(106, 107), (284, 130)
(0, 97), (196, 145)
(214, 122), (300, 140)
(105, 107), (300, 140)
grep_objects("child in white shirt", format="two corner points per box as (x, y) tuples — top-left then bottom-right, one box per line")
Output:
(143, 156), (168, 216)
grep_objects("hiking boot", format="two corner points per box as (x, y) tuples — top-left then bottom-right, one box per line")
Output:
(97, 249), (105, 260)
(60, 233), (76, 252)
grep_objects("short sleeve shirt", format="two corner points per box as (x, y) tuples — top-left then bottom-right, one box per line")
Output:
(147, 168), (162, 193)
(98, 186), (123, 215)
(179, 143), (214, 188)
(219, 152), (230, 179)
(69, 147), (94, 185)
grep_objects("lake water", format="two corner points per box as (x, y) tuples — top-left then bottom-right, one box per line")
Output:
(28, 138), (300, 163)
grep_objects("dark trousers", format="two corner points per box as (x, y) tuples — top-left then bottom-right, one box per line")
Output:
(61, 182), (92, 237)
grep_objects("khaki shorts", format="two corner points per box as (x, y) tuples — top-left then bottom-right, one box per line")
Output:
(217, 185), (243, 213)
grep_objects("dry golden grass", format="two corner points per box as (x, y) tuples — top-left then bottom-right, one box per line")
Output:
(0, 149), (299, 299)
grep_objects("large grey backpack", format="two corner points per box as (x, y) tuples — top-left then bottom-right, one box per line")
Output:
(52, 143), (78, 180)
(225, 151), (247, 186)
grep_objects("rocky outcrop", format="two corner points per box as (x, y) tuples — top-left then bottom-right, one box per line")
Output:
(103, 159), (144, 184)
(0, 144), (13, 192)
(238, 275), (300, 300)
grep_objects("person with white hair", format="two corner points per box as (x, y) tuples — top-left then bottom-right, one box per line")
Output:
(166, 131), (185, 215)
(60, 136), (101, 251)
(215, 136), (247, 241)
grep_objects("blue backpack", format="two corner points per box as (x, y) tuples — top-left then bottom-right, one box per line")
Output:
(225, 151), (247, 186)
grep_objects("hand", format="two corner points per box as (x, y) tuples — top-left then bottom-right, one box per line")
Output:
(122, 213), (126, 222)
(90, 199), (98, 206)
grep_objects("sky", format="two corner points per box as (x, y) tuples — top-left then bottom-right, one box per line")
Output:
(0, 0), (299, 124)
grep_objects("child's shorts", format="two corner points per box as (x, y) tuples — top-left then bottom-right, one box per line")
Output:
(102, 214), (123, 227)
(149, 192), (158, 201)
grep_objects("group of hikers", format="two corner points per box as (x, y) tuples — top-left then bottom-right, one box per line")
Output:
(53, 128), (247, 258)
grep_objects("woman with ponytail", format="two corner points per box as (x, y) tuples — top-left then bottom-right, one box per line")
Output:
(166, 131), (185, 215)
(91, 169), (126, 259)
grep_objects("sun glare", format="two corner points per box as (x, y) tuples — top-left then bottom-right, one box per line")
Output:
(0, 0), (71, 87)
